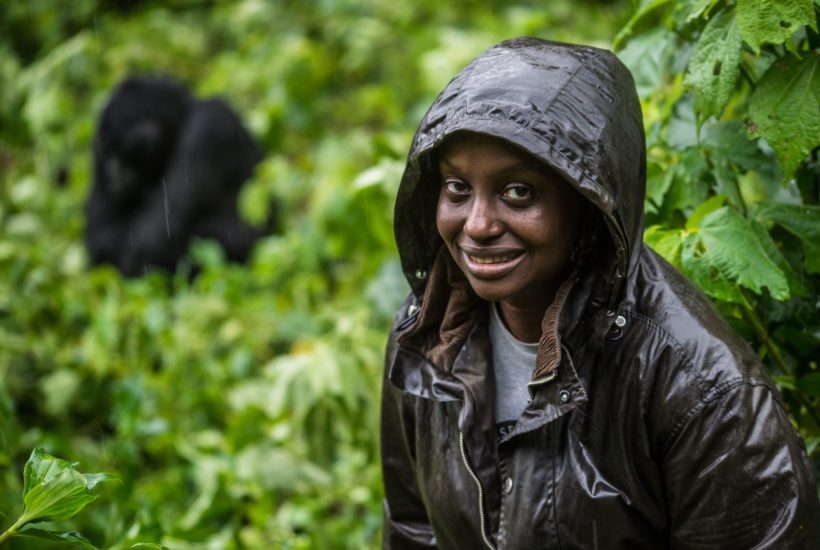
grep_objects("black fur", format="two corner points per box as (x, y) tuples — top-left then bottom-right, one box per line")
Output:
(85, 76), (267, 277)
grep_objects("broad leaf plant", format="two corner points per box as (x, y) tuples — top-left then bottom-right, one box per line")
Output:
(617, 0), (820, 455)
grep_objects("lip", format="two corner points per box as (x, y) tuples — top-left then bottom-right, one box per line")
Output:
(458, 244), (526, 279)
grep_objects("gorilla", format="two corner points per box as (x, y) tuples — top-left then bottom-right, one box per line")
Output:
(85, 76), (270, 277)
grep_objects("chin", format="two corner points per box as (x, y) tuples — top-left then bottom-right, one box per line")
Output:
(466, 279), (518, 303)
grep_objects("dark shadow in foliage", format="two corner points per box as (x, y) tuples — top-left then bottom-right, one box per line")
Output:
(84, 76), (274, 277)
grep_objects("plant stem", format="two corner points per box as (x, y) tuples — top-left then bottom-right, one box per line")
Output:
(0, 517), (25, 545)
(741, 300), (820, 428)
(741, 299), (788, 372)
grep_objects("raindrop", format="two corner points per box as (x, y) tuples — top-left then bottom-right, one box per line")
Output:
(162, 178), (171, 238)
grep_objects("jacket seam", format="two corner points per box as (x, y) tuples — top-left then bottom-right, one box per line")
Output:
(617, 310), (709, 396)
(611, 311), (776, 453)
(663, 378), (771, 455)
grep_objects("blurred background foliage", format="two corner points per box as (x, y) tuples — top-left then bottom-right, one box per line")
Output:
(0, 0), (818, 548)
(0, 0), (631, 548)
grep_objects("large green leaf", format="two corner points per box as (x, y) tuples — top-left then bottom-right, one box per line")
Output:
(617, 27), (677, 99)
(686, 193), (727, 230)
(681, 232), (745, 303)
(750, 219), (809, 297)
(701, 121), (776, 175)
(685, 8), (742, 121)
(15, 526), (97, 549)
(754, 201), (820, 273)
(736, 0), (816, 54)
(748, 54), (820, 182)
(689, 206), (790, 300)
(657, 147), (711, 216)
(644, 225), (684, 266)
(19, 448), (116, 525)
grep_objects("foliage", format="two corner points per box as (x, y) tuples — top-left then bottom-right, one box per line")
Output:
(0, 0), (631, 548)
(618, 0), (820, 460)
(0, 449), (118, 548)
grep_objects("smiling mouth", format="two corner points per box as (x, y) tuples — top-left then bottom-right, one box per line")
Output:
(458, 248), (526, 279)
(468, 253), (522, 264)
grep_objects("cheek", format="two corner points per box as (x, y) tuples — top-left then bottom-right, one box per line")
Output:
(435, 196), (458, 243)
(528, 206), (577, 253)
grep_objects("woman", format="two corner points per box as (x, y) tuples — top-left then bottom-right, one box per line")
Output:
(381, 37), (819, 549)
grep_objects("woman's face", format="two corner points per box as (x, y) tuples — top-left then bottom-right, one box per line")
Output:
(436, 133), (586, 311)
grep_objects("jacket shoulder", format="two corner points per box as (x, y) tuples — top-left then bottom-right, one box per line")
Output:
(616, 246), (779, 450)
(629, 245), (770, 385)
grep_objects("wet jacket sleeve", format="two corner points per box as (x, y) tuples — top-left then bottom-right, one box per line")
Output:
(663, 381), (820, 549)
(381, 328), (437, 549)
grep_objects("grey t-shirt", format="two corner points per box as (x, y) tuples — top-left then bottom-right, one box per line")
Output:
(489, 302), (538, 441)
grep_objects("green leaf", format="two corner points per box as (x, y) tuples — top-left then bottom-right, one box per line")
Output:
(772, 374), (797, 391)
(736, 0), (816, 54)
(614, 0), (671, 49)
(806, 436), (820, 457)
(685, 8), (742, 121)
(645, 226), (684, 266)
(657, 147), (711, 216)
(681, 232), (746, 303)
(754, 201), (820, 273)
(748, 54), (820, 182)
(690, 206), (790, 300)
(701, 121), (769, 173)
(686, 194), (727, 230)
(687, 0), (721, 21)
(796, 372), (820, 396)
(15, 526), (97, 549)
(617, 27), (677, 99)
(749, 219), (809, 296)
(19, 448), (116, 525)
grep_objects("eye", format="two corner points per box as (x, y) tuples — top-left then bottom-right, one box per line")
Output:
(502, 184), (533, 203)
(443, 178), (470, 195)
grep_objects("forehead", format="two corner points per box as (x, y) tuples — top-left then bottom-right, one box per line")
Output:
(438, 132), (547, 173)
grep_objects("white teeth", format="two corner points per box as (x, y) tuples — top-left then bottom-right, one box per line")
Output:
(469, 254), (518, 264)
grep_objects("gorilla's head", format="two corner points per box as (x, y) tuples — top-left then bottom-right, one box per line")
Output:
(95, 77), (193, 205)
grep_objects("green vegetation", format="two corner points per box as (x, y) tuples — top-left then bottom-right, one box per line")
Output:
(0, 0), (817, 548)
(0, 449), (117, 547)
(0, 1), (629, 548)
(617, 0), (820, 457)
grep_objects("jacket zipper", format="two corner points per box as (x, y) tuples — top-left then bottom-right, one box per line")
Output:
(459, 431), (496, 550)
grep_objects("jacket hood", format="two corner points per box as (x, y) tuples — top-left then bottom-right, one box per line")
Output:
(394, 37), (646, 310)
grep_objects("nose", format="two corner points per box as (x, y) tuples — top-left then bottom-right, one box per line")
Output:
(463, 196), (502, 241)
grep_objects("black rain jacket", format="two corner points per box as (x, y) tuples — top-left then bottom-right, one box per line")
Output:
(381, 37), (820, 549)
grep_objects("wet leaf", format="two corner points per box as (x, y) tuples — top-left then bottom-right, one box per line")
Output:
(754, 202), (820, 273)
(748, 54), (820, 182)
(688, 207), (789, 300)
(681, 233), (746, 304)
(736, 0), (816, 54)
(750, 219), (809, 297)
(685, 8), (742, 121)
